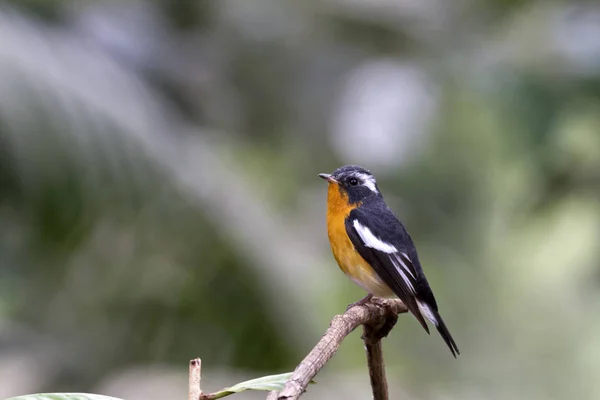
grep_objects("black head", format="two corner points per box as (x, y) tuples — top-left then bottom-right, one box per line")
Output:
(319, 165), (381, 204)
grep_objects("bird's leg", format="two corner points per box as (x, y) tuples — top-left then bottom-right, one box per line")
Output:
(346, 293), (374, 311)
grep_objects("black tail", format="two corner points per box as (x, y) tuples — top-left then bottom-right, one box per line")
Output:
(433, 310), (460, 358)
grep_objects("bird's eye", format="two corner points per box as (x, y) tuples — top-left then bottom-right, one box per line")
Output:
(349, 178), (359, 186)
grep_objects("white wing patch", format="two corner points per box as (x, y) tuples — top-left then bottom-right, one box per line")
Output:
(391, 256), (416, 293)
(391, 252), (417, 293)
(355, 173), (378, 194)
(353, 220), (418, 294)
(398, 252), (416, 279)
(352, 220), (397, 253)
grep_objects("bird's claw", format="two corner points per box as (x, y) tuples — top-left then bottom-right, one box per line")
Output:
(345, 293), (374, 311)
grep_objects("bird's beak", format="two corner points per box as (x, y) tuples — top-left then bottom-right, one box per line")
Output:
(319, 173), (338, 184)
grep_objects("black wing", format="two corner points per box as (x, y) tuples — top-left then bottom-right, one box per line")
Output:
(345, 206), (430, 333)
(345, 204), (460, 357)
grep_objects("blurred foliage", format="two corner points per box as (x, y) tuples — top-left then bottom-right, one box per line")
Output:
(1, 0), (600, 399)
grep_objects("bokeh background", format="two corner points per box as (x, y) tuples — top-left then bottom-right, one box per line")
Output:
(1, 0), (600, 399)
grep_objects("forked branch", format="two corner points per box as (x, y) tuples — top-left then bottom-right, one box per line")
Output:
(277, 298), (407, 400)
(188, 298), (407, 400)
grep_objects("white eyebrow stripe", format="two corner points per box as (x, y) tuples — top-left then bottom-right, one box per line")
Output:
(353, 220), (397, 253)
(355, 172), (378, 194)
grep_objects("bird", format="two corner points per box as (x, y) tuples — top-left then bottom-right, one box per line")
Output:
(319, 165), (459, 357)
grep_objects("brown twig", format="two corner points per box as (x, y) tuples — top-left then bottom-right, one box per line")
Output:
(276, 298), (407, 400)
(362, 308), (398, 400)
(189, 358), (202, 400)
(363, 337), (389, 400)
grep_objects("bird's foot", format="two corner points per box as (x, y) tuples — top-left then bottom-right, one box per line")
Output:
(346, 293), (374, 311)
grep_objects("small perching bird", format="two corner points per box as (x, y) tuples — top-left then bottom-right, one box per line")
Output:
(319, 165), (459, 357)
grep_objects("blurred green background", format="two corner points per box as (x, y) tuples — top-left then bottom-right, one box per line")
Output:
(1, 0), (599, 399)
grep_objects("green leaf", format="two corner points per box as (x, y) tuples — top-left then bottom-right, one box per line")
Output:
(6, 394), (124, 400)
(207, 372), (294, 399)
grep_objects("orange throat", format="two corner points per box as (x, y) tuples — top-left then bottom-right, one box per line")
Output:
(325, 183), (394, 297)
(325, 183), (355, 272)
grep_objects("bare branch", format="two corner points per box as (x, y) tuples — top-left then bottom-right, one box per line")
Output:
(277, 298), (407, 400)
(266, 392), (280, 400)
(363, 338), (389, 400)
(189, 358), (202, 400)
(362, 310), (399, 400)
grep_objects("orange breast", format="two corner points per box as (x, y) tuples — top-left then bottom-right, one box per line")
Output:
(325, 183), (394, 297)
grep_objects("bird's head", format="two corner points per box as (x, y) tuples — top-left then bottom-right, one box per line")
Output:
(319, 165), (381, 204)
